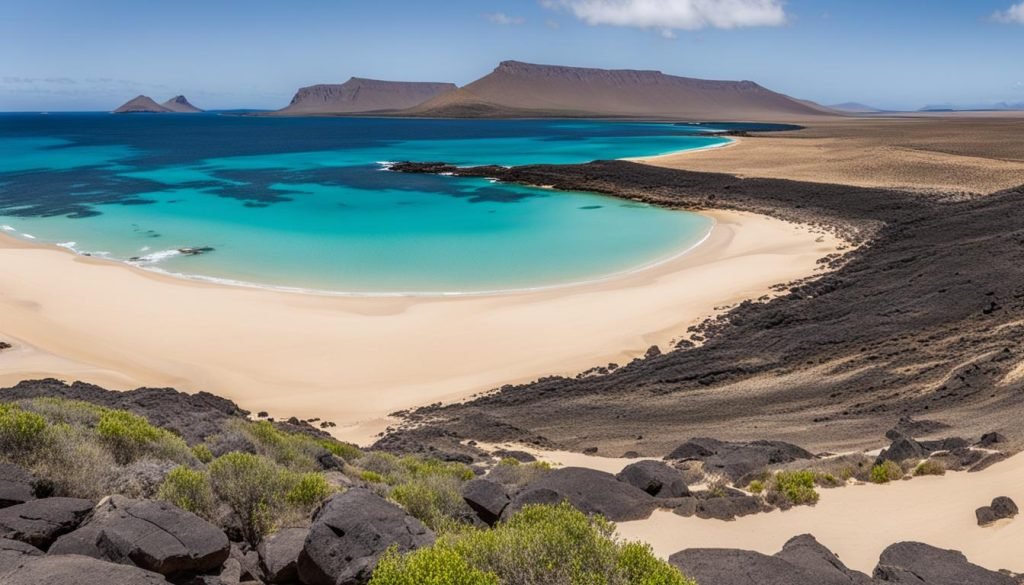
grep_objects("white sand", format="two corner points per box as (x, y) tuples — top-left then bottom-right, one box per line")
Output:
(617, 453), (1024, 573)
(0, 210), (842, 445)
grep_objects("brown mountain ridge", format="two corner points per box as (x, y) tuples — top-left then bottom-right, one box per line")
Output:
(276, 77), (458, 115)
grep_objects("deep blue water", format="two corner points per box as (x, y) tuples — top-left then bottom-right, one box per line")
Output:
(0, 113), (748, 293)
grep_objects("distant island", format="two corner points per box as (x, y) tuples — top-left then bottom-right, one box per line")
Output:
(267, 60), (837, 120)
(113, 94), (203, 113)
(275, 77), (457, 115)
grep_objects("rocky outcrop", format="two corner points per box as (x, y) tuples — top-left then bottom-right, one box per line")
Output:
(297, 488), (434, 585)
(616, 460), (690, 498)
(0, 538), (42, 575)
(0, 465), (34, 509)
(1, 553), (171, 584)
(257, 527), (307, 584)
(874, 542), (1016, 584)
(669, 536), (872, 585)
(505, 467), (658, 522)
(976, 496), (1019, 526)
(1, 379), (249, 445)
(462, 479), (510, 525)
(665, 438), (815, 483)
(0, 497), (93, 549)
(278, 78), (456, 115)
(50, 496), (229, 576)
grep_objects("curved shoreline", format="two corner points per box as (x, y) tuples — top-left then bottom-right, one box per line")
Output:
(0, 207), (844, 445)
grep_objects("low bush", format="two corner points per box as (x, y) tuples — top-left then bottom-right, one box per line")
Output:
(913, 459), (946, 477)
(0, 403), (47, 460)
(286, 472), (332, 508)
(96, 410), (192, 465)
(769, 470), (819, 506)
(390, 475), (469, 532)
(369, 503), (695, 585)
(159, 466), (215, 518)
(192, 444), (214, 463)
(32, 422), (116, 499)
(870, 460), (904, 484)
(747, 480), (765, 494)
(209, 452), (290, 545)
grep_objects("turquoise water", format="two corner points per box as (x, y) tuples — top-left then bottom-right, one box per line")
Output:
(0, 115), (732, 293)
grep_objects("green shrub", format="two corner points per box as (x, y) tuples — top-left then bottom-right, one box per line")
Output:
(17, 397), (104, 427)
(192, 444), (214, 463)
(96, 410), (191, 464)
(209, 452), (290, 545)
(913, 460), (945, 477)
(770, 470), (819, 506)
(485, 460), (554, 490)
(158, 466), (215, 518)
(498, 457), (521, 467)
(236, 420), (360, 472)
(286, 472), (332, 508)
(816, 473), (842, 487)
(391, 475), (469, 531)
(372, 543), (498, 585)
(871, 461), (903, 484)
(318, 439), (363, 462)
(370, 503), (695, 585)
(747, 480), (765, 494)
(360, 470), (386, 483)
(32, 422), (115, 498)
(0, 403), (47, 459)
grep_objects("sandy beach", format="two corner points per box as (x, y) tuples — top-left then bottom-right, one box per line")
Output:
(0, 209), (843, 445)
(616, 452), (1024, 574)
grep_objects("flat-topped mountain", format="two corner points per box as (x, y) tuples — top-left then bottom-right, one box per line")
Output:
(406, 60), (829, 120)
(113, 94), (203, 113)
(277, 77), (457, 115)
(161, 95), (203, 113)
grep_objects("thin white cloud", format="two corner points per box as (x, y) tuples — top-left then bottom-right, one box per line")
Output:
(542, 0), (786, 32)
(994, 2), (1024, 23)
(486, 12), (526, 25)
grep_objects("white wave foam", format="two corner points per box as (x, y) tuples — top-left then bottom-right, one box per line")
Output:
(56, 241), (78, 251)
(131, 249), (181, 264)
(21, 234), (35, 239)
(1, 225), (14, 232)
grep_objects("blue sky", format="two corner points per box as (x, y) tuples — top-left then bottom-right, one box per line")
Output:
(2, 0), (1023, 111)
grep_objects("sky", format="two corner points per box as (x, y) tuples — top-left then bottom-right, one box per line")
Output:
(2, 0), (1023, 111)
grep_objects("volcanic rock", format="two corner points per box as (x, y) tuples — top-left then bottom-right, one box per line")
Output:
(616, 460), (690, 498)
(0, 497), (93, 549)
(504, 467), (658, 522)
(873, 541), (1016, 584)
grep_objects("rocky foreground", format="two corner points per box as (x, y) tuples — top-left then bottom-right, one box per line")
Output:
(1, 380), (1021, 584)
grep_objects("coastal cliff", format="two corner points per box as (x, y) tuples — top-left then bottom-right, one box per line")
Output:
(276, 77), (457, 115)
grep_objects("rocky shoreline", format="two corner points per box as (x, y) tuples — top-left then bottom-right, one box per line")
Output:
(385, 159), (1024, 457)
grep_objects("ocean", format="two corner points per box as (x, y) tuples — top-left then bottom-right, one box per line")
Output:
(0, 114), (758, 293)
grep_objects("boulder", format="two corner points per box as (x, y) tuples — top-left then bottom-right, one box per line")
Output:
(978, 432), (1007, 447)
(774, 534), (873, 584)
(0, 538), (42, 576)
(876, 437), (928, 464)
(228, 543), (263, 583)
(693, 495), (767, 521)
(0, 497), (94, 549)
(297, 488), (434, 585)
(669, 536), (873, 585)
(969, 452), (1009, 472)
(504, 467), (658, 522)
(0, 465), (34, 509)
(492, 449), (536, 463)
(258, 527), (307, 584)
(874, 542), (1016, 584)
(918, 437), (970, 452)
(616, 460), (690, 498)
(49, 496), (229, 577)
(665, 438), (814, 483)
(462, 479), (509, 525)
(1, 554), (170, 584)
(977, 496), (1018, 526)
(670, 548), (811, 585)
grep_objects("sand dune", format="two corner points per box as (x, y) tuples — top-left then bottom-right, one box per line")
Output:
(407, 60), (833, 120)
(0, 211), (841, 446)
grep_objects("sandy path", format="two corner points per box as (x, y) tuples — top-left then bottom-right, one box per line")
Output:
(617, 453), (1024, 574)
(0, 210), (841, 445)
